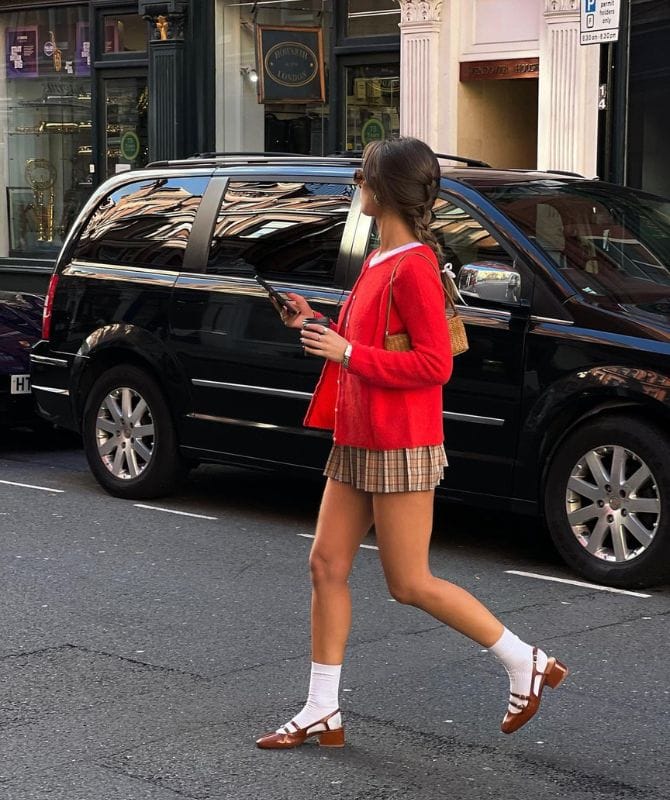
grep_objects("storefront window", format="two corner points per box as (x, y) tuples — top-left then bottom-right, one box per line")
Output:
(102, 76), (149, 180)
(344, 63), (399, 152)
(219, 0), (331, 155)
(0, 6), (93, 259)
(102, 13), (147, 54)
(347, 1), (400, 38)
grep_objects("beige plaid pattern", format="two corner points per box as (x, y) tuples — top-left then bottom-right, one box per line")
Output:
(324, 444), (448, 493)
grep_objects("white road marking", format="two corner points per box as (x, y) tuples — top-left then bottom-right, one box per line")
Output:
(297, 533), (379, 550)
(0, 479), (64, 493)
(134, 503), (218, 520)
(505, 570), (651, 598)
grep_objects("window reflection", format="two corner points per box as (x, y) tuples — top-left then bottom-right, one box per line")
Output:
(207, 181), (353, 284)
(102, 14), (147, 54)
(74, 177), (208, 268)
(347, 0), (400, 37)
(485, 181), (670, 307)
(366, 196), (513, 273)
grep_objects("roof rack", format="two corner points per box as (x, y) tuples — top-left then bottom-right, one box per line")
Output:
(544, 169), (586, 178)
(191, 151), (300, 158)
(435, 153), (491, 168)
(148, 150), (491, 171)
(330, 150), (491, 168)
(146, 153), (363, 169)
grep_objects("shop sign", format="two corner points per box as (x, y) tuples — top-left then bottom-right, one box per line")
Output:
(255, 25), (325, 104)
(6, 27), (39, 78)
(361, 118), (385, 146)
(459, 58), (539, 82)
(580, 0), (621, 45)
(120, 131), (141, 162)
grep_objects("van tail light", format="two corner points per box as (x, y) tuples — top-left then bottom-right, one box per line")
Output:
(41, 273), (59, 340)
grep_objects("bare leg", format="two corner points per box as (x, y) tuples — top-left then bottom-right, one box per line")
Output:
(310, 478), (374, 664)
(373, 490), (503, 647)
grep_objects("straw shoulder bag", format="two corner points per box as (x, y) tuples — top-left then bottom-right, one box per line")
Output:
(383, 253), (469, 356)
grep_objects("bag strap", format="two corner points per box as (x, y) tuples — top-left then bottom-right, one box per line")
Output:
(384, 253), (411, 336)
(384, 251), (458, 335)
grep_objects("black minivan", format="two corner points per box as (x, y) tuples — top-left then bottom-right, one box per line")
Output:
(31, 154), (670, 588)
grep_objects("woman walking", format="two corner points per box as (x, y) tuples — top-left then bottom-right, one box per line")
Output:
(256, 137), (567, 749)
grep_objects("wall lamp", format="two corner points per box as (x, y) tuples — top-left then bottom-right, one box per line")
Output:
(240, 66), (258, 83)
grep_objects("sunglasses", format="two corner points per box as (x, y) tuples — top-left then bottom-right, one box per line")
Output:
(353, 168), (365, 186)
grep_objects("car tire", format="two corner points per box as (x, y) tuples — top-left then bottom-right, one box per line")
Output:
(544, 415), (670, 588)
(82, 364), (185, 499)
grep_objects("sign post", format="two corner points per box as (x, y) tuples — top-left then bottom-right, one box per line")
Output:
(580, 0), (621, 45)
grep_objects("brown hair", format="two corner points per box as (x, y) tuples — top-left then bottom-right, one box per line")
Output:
(361, 137), (453, 299)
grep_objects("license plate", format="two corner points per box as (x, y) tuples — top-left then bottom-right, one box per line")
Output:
(10, 374), (31, 395)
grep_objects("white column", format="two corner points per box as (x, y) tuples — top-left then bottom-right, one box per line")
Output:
(538, 0), (600, 177)
(398, 1), (443, 148)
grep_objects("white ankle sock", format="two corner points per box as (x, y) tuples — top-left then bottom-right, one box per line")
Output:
(490, 628), (547, 714)
(278, 662), (342, 733)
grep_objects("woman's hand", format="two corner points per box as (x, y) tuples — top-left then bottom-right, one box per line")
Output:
(275, 292), (313, 329)
(301, 322), (349, 363)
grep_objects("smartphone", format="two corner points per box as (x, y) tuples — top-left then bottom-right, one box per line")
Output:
(254, 274), (297, 314)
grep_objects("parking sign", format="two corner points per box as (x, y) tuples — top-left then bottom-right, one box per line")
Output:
(580, 0), (621, 44)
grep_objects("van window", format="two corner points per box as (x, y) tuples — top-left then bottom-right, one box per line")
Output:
(207, 180), (354, 285)
(366, 196), (514, 271)
(73, 176), (209, 269)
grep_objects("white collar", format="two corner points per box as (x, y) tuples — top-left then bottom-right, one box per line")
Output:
(368, 241), (422, 267)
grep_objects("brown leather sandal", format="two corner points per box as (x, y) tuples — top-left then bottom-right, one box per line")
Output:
(501, 647), (568, 734)
(256, 709), (345, 749)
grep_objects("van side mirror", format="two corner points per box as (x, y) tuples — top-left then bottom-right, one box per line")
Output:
(456, 262), (522, 305)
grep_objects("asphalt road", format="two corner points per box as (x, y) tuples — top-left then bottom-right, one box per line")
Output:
(1, 427), (669, 800)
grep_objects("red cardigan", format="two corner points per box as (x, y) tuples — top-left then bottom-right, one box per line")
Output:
(304, 245), (453, 449)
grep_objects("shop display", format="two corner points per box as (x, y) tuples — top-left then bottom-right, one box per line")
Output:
(4, 81), (93, 253)
(1, 8), (93, 257)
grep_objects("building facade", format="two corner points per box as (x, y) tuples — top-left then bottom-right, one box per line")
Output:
(0, 0), (667, 279)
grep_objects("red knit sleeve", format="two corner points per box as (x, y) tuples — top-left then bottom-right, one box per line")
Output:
(347, 254), (453, 389)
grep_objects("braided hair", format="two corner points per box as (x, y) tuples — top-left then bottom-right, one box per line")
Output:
(361, 137), (455, 301)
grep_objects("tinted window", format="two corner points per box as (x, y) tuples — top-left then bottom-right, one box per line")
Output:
(483, 180), (670, 308)
(207, 180), (354, 285)
(73, 177), (209, 269)
(431, 197), (515, 272)
(366, 196), (514, 272)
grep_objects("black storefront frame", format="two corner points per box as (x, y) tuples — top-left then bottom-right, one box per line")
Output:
(334, 51), (401, 154)
(217, 2), (399, 156)
(597, 0), (632, 186)
(599, 0), (670, 198)
(329, 3), (399, 154)
(91, 1), (148, 187)
(214, 2), (399, 157)
(0, 0), (217, 280)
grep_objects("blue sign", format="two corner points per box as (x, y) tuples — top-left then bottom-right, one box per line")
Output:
(585, 0), (596, 12)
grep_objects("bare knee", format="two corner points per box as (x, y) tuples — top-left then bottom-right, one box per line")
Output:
(387, 574), (434, 606)
(309, 548), (351, 587)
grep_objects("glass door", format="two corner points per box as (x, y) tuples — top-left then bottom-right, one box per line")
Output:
(98, 73), (148, 181)
(339, 57), (400, 153)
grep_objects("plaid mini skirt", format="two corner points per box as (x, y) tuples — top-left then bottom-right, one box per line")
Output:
(324, 444), (448, 493)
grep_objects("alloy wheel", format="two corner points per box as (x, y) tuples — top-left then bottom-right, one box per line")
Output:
(95, 386), (155, 480)
(566, 445), (661, 564)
